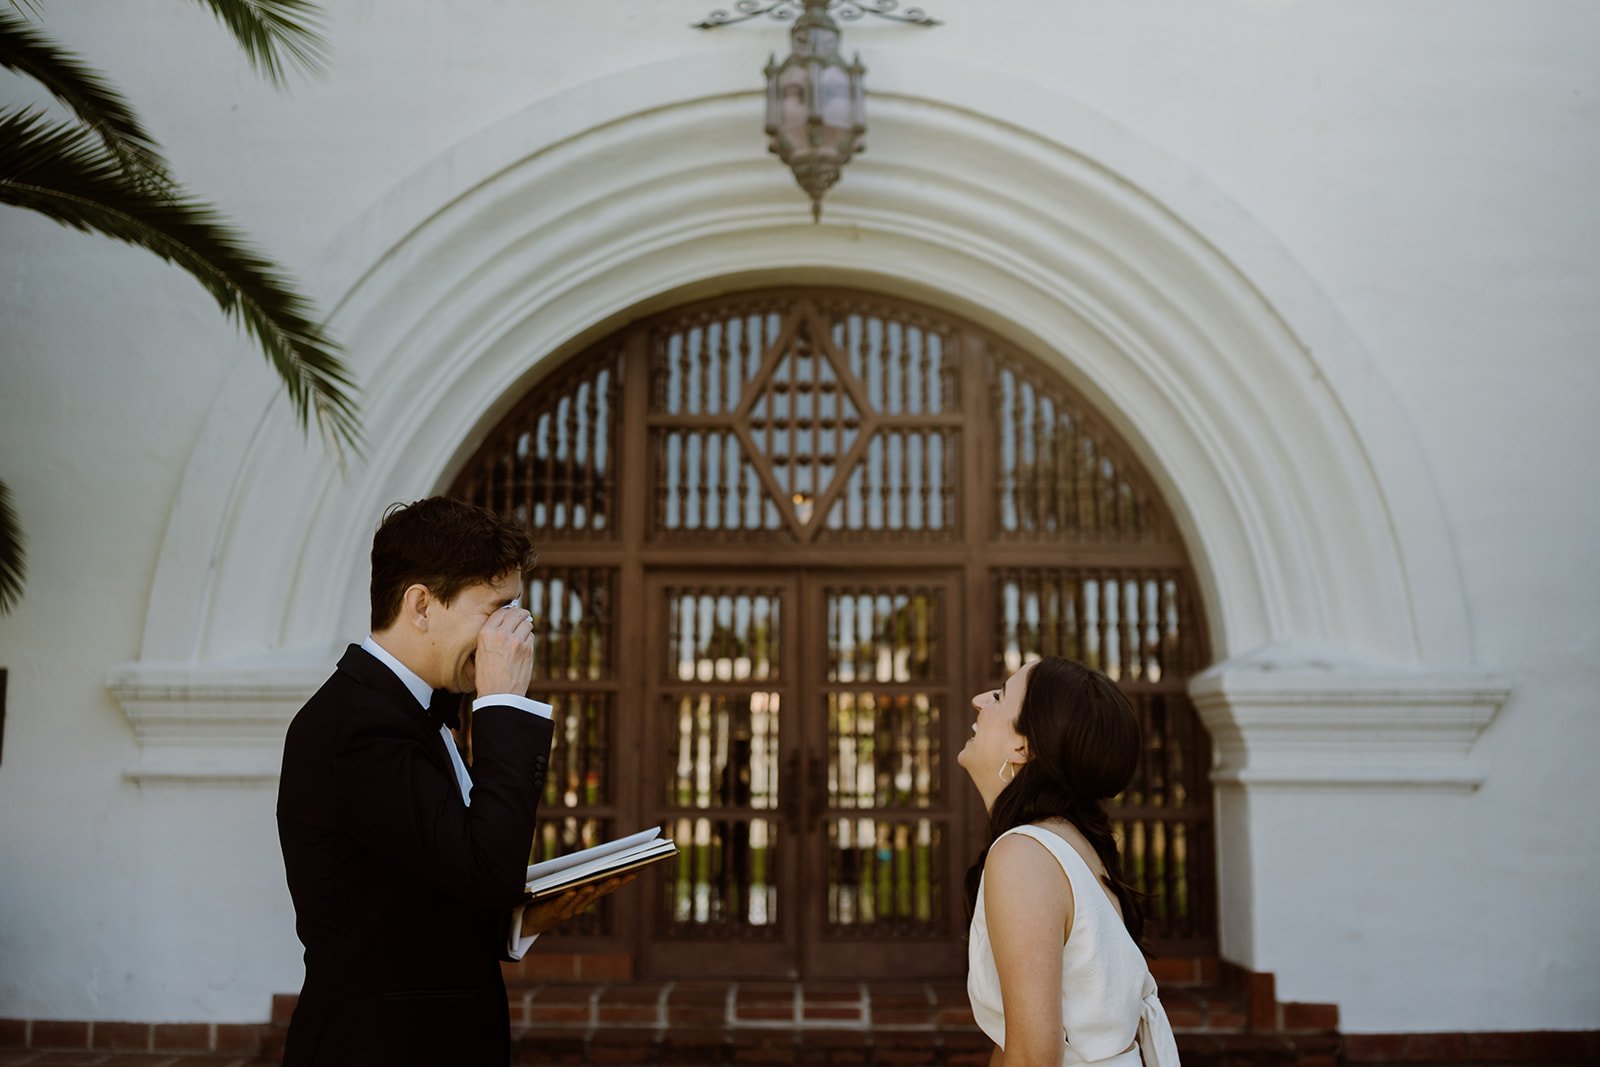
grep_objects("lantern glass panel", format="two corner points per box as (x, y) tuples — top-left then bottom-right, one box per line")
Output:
(818, 65), (853, 128)
(778, 65), (812, 147)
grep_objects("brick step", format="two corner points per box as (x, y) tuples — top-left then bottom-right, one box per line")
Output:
(18, 962), (1600, 1067)
(505, 979), (1269, 1034)
(507, 1024), (1342, 1066)
(496, 976), (1335, 1065)
(248, 956), (1344, 1065)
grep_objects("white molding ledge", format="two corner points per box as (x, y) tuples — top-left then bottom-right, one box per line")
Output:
(1188, 643), (1512, 791)
(106, 651), (336, 783)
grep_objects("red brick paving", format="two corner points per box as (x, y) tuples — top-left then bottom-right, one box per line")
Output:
(7, 976), (1596, 1067)
(0, 1057), (254, 1066)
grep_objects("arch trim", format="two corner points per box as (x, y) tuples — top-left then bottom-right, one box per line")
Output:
(110, 52), (1485, 788)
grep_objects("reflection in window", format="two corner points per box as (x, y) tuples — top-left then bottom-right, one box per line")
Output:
(827, 692), (940, 810)
(826, 587), (941, 683)
(667, 589), (782, 682)
(667, 692), (781, 811)
(540, 692), (610, 809)
(826, 817), (941, 932)
(666, 816), (781, 933)
(994, 568), (1189, 681)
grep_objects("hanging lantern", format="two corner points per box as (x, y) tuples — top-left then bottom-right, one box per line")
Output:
(763, 1), (866, 221)
(695, 2), (938, 220)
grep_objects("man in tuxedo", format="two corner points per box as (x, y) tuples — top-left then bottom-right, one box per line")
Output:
(277, 497), (613, 1065)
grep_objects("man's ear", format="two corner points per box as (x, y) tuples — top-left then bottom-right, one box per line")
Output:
(400, 584), (432, 632)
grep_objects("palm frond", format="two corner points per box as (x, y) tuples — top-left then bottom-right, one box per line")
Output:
(0, 12), (171, 186)
(0, 480), (23, 612)
(187, 0), (329, 85)
(7, 1), (43, 20)
(0, 108), (362, 454)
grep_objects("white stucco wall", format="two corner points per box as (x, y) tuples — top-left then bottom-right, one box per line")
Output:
(0, 0), (1595, 1033)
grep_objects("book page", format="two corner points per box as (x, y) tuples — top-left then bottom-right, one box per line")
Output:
(524, 826), (663, 882)
(524, 838), (677, 899)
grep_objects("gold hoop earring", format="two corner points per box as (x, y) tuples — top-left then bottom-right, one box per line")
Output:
(998, 760), (1016, 783)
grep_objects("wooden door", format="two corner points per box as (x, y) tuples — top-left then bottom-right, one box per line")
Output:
(451, 286), (1220, 967)
(641, 573), (800, 977)
(799, 572), (965, 977)
(639, 569), (965, 979)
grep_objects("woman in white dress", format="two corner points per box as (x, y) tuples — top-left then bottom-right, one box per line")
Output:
(961, 656), (1181, 1067)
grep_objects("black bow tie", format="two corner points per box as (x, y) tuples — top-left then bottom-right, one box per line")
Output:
(427, 688), (464, 732)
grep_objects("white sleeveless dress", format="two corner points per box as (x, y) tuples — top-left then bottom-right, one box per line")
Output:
(968, 825), (1181, 1067)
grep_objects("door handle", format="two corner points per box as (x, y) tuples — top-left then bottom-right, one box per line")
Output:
(807, 753), (828, 826)
(782, 751), (800, 826)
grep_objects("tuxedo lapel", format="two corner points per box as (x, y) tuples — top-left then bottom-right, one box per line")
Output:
(335, 645), (453, 772)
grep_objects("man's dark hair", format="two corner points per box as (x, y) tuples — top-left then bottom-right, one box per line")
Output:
(370, 497), (536, 631)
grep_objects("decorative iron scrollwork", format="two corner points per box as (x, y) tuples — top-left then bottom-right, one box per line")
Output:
(832, 1), (940, 25)
(693, 0), (939, 29)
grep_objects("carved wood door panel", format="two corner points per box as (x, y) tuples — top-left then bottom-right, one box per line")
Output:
(799, 572), (964, 978)
(641, 573), (799, 977)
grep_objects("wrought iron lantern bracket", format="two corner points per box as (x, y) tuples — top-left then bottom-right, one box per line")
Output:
(693, 1), (940, 30)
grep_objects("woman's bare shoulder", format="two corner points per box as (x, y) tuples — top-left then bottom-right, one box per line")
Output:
(985, 829), (1071, 888)
(984, 827), (1076, 940)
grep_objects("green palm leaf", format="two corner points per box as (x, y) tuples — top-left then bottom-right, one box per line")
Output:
(0, 11), (171, 186)
(187, 0), (329, 85)
(0, 480), (22, 613)
(0, 107), (362, 453)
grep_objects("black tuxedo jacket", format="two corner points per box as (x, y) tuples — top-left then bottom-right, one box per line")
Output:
(276, 645), (552, 1066)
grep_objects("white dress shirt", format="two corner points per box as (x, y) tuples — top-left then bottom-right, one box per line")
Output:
(360, 635), (550, 960)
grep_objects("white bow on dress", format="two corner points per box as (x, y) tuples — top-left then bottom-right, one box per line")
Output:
(1136, 973), (1182, 1066)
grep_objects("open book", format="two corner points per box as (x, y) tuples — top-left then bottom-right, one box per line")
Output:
(523, 826), (678, 900)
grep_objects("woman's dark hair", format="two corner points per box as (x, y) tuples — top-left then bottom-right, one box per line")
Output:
(963, 656), (1147, 948)
(369, 497), (537, 630)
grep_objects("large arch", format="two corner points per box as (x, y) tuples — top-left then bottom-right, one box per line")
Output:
(109, 55), (1506, 970)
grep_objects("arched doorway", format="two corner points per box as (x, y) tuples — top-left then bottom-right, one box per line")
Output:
(450, 287), (1214, 979)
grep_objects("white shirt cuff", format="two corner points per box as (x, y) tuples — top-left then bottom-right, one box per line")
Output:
(507, 903), (539, 960)
(472, 694), (553, 718)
